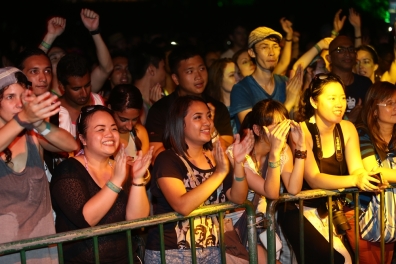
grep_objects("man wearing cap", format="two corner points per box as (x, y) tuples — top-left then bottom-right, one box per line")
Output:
(229, 26), (302, 129)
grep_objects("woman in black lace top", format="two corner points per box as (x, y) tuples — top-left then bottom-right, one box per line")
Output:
(50, 105), (153, 263)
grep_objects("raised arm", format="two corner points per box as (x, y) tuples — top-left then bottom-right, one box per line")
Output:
(332, 9), (346, 38)
(226, 131), (254, 204)
(39, 17), (66, 53)
(291, 37), (333, 76)
(348, 8), (362, 47)
(274, 18), (293, 75)
(80, 8), (113, 93)
(126, 146), (153, 219)
(283, 65), (303, 112)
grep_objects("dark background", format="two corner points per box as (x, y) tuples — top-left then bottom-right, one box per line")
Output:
(1, 0), (393, 54)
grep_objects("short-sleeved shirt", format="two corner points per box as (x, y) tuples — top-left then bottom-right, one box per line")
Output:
(146, 90), (233, 143)
(146, 149), (232, 250)
(229, 74), (288, 130)
(345, 74), (372, 113)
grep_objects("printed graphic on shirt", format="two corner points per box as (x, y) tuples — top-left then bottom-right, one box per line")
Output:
(175, 166), (226, 249)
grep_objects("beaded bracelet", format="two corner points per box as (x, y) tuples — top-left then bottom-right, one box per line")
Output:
(106, 181), (122, 193)
(295, 149), (307, 159)
(285, 38), (292, 42)
(40, 40), (51, 49)
(268, 160), (281, 168)
(234, 175), (246, 182)
(354, 36), (362, 39)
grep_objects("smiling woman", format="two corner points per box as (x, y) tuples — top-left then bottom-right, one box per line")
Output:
(145, 95), (253, 263)
(279, 72), (381, 264)
(50, 105), (153, 263)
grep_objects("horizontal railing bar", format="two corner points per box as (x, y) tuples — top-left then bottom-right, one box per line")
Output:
(277, 184), (396, 203)
(0, 201), (253, 255)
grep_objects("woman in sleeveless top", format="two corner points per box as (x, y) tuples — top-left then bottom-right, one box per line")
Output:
(226, 99), (306, 264)
(279, 73), (380, 264)
(107, 84), (149, 158)
(0, 67), (78, 263)
(350, 81), (396, 264)
(145, 95), (254, 263)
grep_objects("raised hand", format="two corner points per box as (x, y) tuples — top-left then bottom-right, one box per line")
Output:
(80, 8), (99, 32)
(289, 120), (305, 149)
(47, 17), (66, 38)
(113, 144), (129, 184)
(149, 83), (163, 105)
(130, 146), (154, 181)
(20, 90), (60, 126)
(232, 130), (254, 164)
(213, 140), (229, 176)
(333, 9), (346, 34)
(348, 8), (361, 29)
(280, 17), (293, 37)
(285, 64), (303, 105)
(263, 119), (291, 154)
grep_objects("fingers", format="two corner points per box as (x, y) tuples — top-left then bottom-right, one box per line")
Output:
(81, 8), (98, 19)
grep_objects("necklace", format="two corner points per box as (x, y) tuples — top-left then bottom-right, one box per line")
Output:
(83, 155), (113, 174)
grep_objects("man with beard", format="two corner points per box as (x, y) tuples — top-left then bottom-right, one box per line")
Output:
(229, 26), (302, 129)
(57, 53), (105, 138)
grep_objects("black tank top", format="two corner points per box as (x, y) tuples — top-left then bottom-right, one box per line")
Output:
(302, 121), (348, 207)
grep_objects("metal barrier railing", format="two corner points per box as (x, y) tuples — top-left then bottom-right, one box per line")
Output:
(0, 201), (258, 264)
(265, 186), (392, 264)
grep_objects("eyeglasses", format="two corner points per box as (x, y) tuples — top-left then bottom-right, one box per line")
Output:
(377, 101), (396, 109)
(330, 46), (356, 54)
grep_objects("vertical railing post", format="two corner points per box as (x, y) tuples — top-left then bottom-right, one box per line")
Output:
(188, 217), (197, 263)
(380, 190), (385, 264)
(93, 236), (99, 263)
(126, 229), (134, 264)
(266, 199), (278, 264)
(353, 191), (360, 264)
(245, 200), (258, 264)
(328, 196), (334, 264)
(57, 243), (64, 264)
(298, 199), (305, 263)
(159, 224), (166, 263)
(218, 211), (226, 264)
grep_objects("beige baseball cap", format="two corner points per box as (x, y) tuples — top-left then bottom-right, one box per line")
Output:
(248, 27), (282, 48)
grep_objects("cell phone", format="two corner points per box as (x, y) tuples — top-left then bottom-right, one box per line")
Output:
(370, 173), (383, 187)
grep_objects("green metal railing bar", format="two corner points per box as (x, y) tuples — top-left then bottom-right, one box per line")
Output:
(265, 186), (395, 264)
(0, 201), (258, 264)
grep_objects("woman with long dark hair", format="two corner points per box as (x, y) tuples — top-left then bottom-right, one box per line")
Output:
(145, 95), (254, 263)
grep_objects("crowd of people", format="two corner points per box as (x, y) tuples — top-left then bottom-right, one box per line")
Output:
(1, 5), (396, 264)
